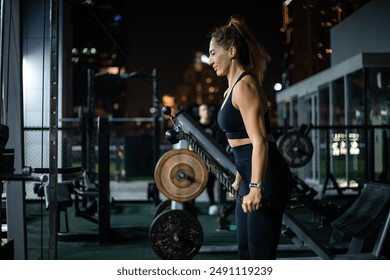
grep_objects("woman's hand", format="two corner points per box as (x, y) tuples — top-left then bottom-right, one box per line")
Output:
(228, 180), (241, 198)
(242, 188), (262, 213)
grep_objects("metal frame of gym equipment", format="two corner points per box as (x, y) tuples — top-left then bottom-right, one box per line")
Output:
(52, 117), (110, 244)
(1, 0), (38, 260)
(149, 108), (243, 259)
(282, 181), (390, 259)
(20, 0), (76, 260)
(0, 144), (49, 259)
(47, 0), (60, 260)
(174, 111), (238, 229)
(272, 124), (390, 259)
(84, 68), (161, 199)
(13, 0), (84, 259)
(1, 0), (66, 260)
(56, 69), (161, 243)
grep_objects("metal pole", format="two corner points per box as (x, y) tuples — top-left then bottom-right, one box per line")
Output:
(48, 0), (59, 260)
(0, 0), (5, 257)
(151, 69), (161, 204)
(0, 0), (5, 123)
(87, 68), (96, 180)
(97, 117), (110, 243)
(152, 68), (160, 166)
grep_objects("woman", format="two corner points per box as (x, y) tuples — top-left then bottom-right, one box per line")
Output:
(208, 15), (293, 260)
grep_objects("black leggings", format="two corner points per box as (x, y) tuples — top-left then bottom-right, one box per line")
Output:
(232, 142), (293, 260)
(206, 172), (216, 205)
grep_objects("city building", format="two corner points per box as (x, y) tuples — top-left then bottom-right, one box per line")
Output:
(281, 0), (370, 87)
(276, 0), (390, 191)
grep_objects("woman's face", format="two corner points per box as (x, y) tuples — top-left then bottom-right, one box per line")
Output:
(198, 104), (210, 120)
(208, 38), (230, 77)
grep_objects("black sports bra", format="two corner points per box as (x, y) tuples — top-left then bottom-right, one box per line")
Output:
(217, 71), (272, 139)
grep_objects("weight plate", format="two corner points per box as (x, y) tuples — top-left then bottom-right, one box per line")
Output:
(154, 149), (208, 202)
(154, 199), (172, 217)
(278, 130), (314, 168)
(149, 209), (203, 259)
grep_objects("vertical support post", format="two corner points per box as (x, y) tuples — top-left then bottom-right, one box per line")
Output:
(78, 106), (87, 170)
(368, 126), (374, 181)
(151, 69), (160, 204)
(97, 117), (110, 243)
(0, 0), (5, 257)
(0, 0), (4, 122)
(0, 181), (2, 257)
(1, 0), (27, 260)
(87, 68), (96, 180)
(48, 0), (59, 260)
(152, 68), (160, 167)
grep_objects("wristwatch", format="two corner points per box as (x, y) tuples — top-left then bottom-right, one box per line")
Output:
(249, 183), (263, 191)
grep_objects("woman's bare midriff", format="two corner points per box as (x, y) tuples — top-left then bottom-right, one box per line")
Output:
(228, 134), (275, 148)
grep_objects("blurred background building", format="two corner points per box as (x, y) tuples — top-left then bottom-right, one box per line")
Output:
(280, 0), (371, 88)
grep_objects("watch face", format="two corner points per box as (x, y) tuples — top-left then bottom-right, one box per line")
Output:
(277, 130), (314, 168)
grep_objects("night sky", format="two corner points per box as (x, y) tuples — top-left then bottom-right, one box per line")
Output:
(71, 1), (285, 104)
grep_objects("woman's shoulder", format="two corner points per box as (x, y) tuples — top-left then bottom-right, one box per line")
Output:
(234, 76), (259, 97)
(232, 76), (263, 106)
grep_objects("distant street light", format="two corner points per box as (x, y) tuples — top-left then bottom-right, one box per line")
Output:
(200, 54), (209, 64)
(274, 82), (282, 91)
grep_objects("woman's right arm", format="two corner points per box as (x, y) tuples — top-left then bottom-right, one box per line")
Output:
(228, 172), (242, 198)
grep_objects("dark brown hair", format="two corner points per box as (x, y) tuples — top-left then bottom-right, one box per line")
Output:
(210, 15), (270, 84)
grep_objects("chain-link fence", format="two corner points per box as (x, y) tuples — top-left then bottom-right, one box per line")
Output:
(23, 118), (166, 201)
